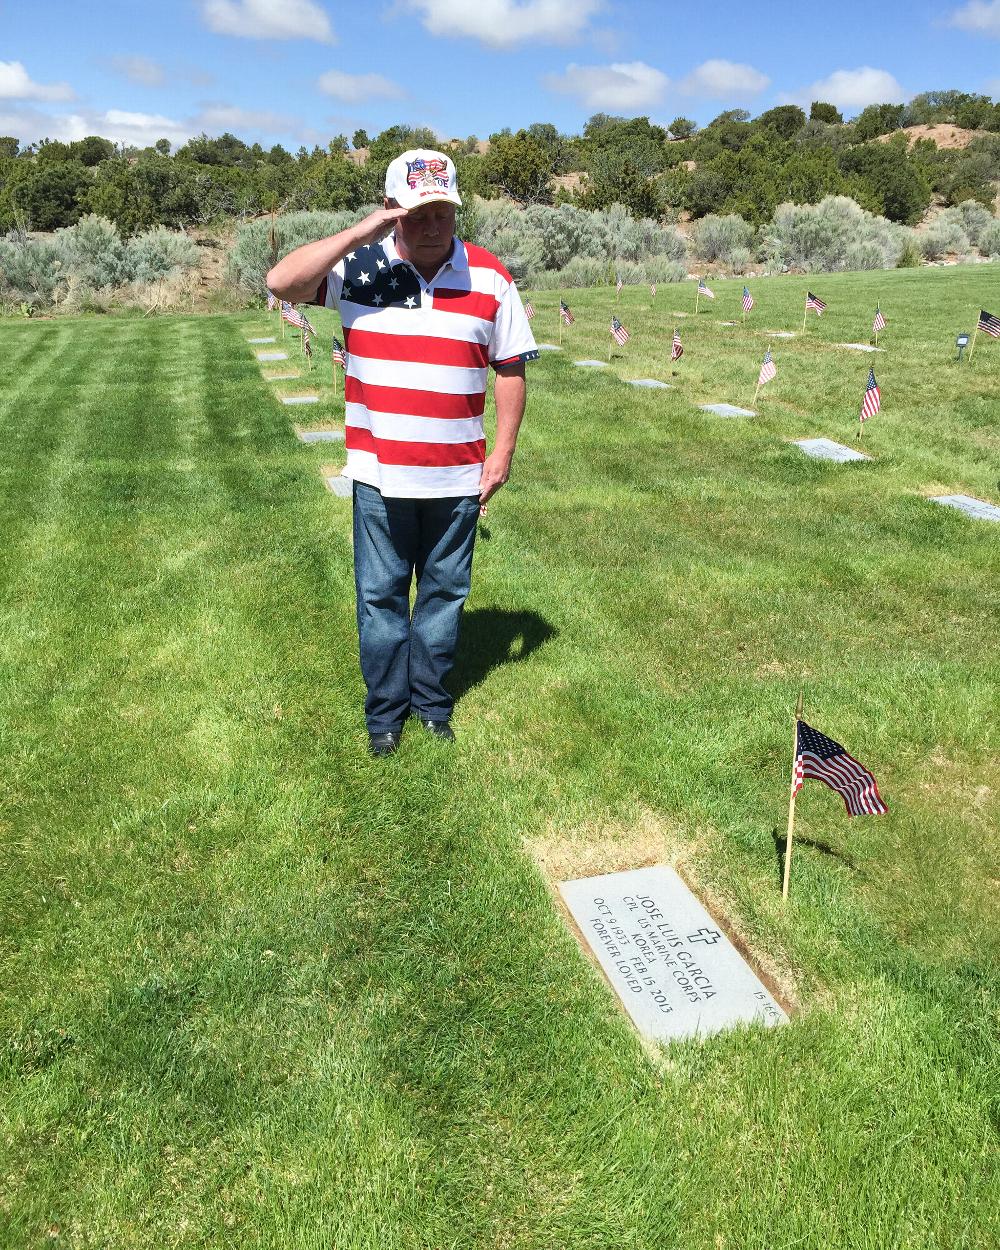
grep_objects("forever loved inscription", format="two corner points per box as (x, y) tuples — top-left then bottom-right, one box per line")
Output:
(559, 866), (787, 1043)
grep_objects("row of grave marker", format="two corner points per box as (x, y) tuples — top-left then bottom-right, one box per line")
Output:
(250, 336), (999, 523)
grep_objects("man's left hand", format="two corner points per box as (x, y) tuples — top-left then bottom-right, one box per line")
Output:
(479, 452), (512, 504)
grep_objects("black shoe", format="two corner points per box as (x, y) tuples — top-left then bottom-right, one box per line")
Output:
(368, 730), (402, 758)
(419, 718), (455, 743)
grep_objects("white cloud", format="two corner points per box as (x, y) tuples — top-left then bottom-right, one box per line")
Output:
(0, 61), (75, 102)
(790, 67), (907, 112)
(678, 59), (769, 99)
(200, 0), (334, 42)
(109, 55), (167, 87)
(402, 0), (602, 49)
(317, 70), (405, 102)
(543, 61), (668, 111)
(948, 0), (1000, 36)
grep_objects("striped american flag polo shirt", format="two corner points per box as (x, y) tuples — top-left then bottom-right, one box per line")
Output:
(312, 234), (538, 498)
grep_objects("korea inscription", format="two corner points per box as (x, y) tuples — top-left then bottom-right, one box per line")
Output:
(559, 866), (788, 1043)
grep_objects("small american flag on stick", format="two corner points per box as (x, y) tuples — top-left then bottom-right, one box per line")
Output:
(615, 271), (624, 295)
(281, 302), (315, 336)
(610, 315), (630, 346)
(806, 291), (827, 316)
(873, 304), (886, 333)
(793, 720), (887, 816)
(266, 289), (278, 311)
(757, 348), (776, 386)
(559, 299), (575, 326)
(331, 335), (347, 368)
(860, 366), (881, 422)
(524, 299), (535, 321)
(978, 309), (1000, 338)
(650, 282), (657, 297)
(671, 328), (683, 361)
(742, 286), (754, 314)
(698, 278), (715, 299)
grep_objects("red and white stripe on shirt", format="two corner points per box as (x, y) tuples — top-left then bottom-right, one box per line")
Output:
(315, 236), (537, 498)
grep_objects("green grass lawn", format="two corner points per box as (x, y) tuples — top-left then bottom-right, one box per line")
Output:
(1, 264), (998, 1249)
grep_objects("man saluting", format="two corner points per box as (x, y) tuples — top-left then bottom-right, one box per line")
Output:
(267, 149), (537, 756)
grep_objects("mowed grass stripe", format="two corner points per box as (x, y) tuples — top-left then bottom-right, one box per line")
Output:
(1, 274), (998, 1250)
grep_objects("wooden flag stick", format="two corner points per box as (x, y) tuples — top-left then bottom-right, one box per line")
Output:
(802, 295), (808, 334)
(968, 323), (980, 361)
(696, 286), (701, 316)
(782, 689), (804, 901)
(753, 379), (761, 407)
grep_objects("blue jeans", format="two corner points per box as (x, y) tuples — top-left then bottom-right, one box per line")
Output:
(352, 482), (479, 733)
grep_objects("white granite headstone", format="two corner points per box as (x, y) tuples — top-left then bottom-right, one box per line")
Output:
(718, 321), (738, 326)
(930, 494), (1000, 522)
(298, 429), (344, 442)
(266, 372), (299, 380)
(573, 360), (607, 368)
(628, 379), (672, 388)
(247, 336), (276, 344)
(325, 474), (352, 497)
(536, 343), (561, 351)
(766, 331), (796, 339)
(281, 395), (319, 405)
(560, 866), (787, 1043)
(836, 343), (884, 353)
(795, 438), (871, 463)
(700, 403), (756, 417)
(257, 351), (289, 361)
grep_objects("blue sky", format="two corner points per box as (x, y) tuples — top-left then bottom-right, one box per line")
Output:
(3, 0), (1000, 150)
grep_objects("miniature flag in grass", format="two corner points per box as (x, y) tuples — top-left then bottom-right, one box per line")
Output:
(860, 365), (881, 422)
(303, 334), (313, 359)
(757, 348), (776, 386)
(611, 315), (630, 346)
(806, 291), (827, 316)
(616, 271), (624, 294)
(266, 289), (278, 311)
(671, 327), (683, 361)
(978, 309), (1000, 338)
(281, 302), (315, 336)
(873, 304), (886, 333)
(650, 282), (657, 297)
(793, 721), (887, 816)
(698, 278), (715, 299)
(742, 286), (755, 313)
(331, 335), (347, 368)
(524, 299), (535, 320)
(560, 299), (575, 325)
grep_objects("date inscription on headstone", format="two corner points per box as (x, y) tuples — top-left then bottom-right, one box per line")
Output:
(559, 865), (787, 1043)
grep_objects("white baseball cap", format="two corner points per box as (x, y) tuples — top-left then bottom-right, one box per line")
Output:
(384, 148), (462, 210)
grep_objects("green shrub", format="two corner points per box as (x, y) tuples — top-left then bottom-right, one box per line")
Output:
(975, 220), (1000, 258)
(761, 196), (911, 272)
(691, 214), (755, 262)
(918, 220), (971, 261)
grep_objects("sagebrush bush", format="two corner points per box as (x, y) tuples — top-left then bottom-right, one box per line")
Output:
(976, 219), (1000, 258)
(0, 216), (199, 308)
(691, 214), (755, 263)
(918, 220), (971, 260)
(938, 200), (994, 247)
(761, 196), (911, 273)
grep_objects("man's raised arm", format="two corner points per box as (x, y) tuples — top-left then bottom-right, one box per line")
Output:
(266, 206), (409, 305)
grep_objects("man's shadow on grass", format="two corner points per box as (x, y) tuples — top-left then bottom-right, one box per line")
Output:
(452, 608), (556, 704)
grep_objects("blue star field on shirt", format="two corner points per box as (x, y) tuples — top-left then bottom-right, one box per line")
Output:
(340, 242), (423, 309)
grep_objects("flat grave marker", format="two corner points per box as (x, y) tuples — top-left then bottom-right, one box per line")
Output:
(281, 395), (320, 406)
(325, 474), (352, 498)
(700, 402), (756, 417)
(671, 311), (689, 317)
(573, 360), (607, 368)
(265, 372), (299, 381)
(628, 378), (672, 389)
(718, 321), (738, 327)
(930, 494), (1000, 522)
(297, 428), (344, 443)
(836, 343), (884, 353)
(795, 437), (871, 463)
(560, 865), (788, 1043)
(247, 336), (276, 344)
(766, 331), (796, 339)
(536, 343), (561, 352)
(257, 351), (289, 362)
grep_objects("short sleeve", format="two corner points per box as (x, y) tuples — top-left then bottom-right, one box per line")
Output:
(308, 260), (345, 310)
(489, 282), (538, 369)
